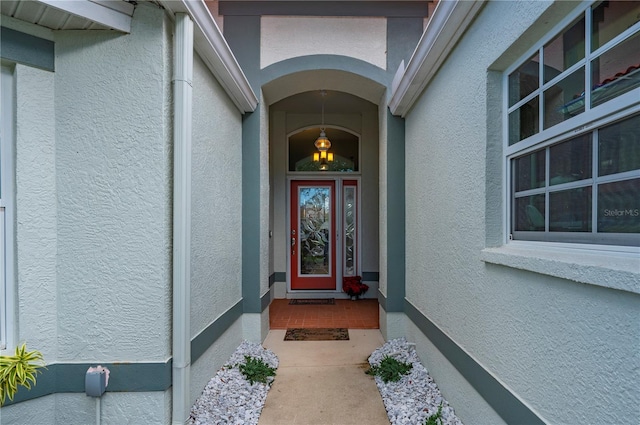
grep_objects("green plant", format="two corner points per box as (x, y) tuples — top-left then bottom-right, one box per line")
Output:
(0, 343), (45, 406)
(425, 403), (443, 425)
(365, 355), (413, 383)
(237, 355), (276, 385)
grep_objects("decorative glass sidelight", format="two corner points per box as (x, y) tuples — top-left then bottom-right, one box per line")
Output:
(343, 181), (357, 276)
(298, 186), (332, 276)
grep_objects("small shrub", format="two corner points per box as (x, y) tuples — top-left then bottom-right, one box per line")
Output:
(0, 343), (45, 406)
(425, 403), (443, 425)
(237, 356), (276, 385)
(365, 355), (412, 383)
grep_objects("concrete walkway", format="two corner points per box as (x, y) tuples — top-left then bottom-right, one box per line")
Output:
(259, 329), (390, 425)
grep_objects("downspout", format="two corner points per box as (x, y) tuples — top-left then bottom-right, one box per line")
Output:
(172, 12), (193, 425)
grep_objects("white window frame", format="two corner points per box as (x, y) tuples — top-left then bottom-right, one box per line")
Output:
(1, 64), (16, 350)
(503, 1), (640, 250)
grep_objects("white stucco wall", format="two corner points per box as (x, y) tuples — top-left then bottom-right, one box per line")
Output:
(4, 4), (174, 423)
(53, 3), (172, 363)
(260, 16), (387, 69)
(14, 64), (57, 360)
(404, 1), (640, 424)
(190, 52), (243, 337)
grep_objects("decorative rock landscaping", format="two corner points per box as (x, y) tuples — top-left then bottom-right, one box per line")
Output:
(188, 336), (462, 425)
(368, 338), (463, 425)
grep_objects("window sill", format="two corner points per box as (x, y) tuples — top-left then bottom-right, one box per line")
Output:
(481, 243), (640, 294)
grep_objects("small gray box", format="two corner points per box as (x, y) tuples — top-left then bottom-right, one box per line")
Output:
(85, 369), (107, 397)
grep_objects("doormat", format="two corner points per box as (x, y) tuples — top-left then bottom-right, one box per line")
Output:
(289, 298), (335, 305)
(284, 328), (349, 341)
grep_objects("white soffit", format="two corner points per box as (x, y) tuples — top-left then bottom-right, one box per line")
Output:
(389, 0), (486, 117)
(2, 0), (135, 32)
(160, 0), (258, 113)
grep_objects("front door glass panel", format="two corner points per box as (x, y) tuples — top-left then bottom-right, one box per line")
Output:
(299, 186), (331, 275)
(290, 181), (336, 290)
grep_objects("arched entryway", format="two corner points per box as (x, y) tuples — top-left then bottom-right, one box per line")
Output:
(263, 71), (385, 329)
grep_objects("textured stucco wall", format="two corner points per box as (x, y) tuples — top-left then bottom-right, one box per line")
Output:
(190, 52), (243, 337)
(404, 1), (640, 424)
(14, 64), (57, 359)
(260, 16), (387, 69)
(54, 3), (172, 362)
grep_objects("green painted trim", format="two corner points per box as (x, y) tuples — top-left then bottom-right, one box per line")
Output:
(261, 55), (387, 87)
(385, 110), (406, 312)
(191, 300), (243, 363)
(362, 272), (379, 281)
(377, 289), (387, 311)
(223, 16), (261, 94)
(387, 18), (424, 85)
(261, 287), (272, 312)
(404, 300), (545, 425)
(4, 361), (172, 405)
(219, 1), (429, 17)
(0, 27), (54, 71)
(5, 301), (247, 405)
(241, 111), (262, 314)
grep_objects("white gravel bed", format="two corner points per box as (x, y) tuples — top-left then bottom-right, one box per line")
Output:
(368, 338), (464, 425)
(188, 337), (461, 425)
(188, 340), (279, 425)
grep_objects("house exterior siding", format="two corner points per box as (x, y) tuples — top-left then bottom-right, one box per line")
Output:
(2, 2), (248, 423)
(403, 1), (639, 424)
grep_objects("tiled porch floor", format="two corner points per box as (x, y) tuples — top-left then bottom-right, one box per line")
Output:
(269, 298), (379, 329)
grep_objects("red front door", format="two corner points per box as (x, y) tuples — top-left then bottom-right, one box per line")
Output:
(290, 180), (336, 290)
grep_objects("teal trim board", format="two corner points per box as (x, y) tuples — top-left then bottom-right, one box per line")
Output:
(0, 27), (54, 71)
(241, 111), (262, 314)
(191, 300), (243, 363)
(261, 287), (272, 312)
(4, 361), (172, 406)
(385, 110), (406, 312)
(377, 289), (387, 311)
(362, 271), (379, 281)
(404, 300), (545, 425)
(261, 55), (387, 89)
(5, 300), (244, 405)
(219, 2), (429, 17)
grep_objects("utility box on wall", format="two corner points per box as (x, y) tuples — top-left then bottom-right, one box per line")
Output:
(85, 366), (109, 397)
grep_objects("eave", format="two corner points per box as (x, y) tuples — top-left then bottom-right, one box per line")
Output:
(160, 0), (258, 114)
(388, 0), (486, 118)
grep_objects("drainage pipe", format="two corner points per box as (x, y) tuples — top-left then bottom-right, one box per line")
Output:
(172, 12), (194, 425)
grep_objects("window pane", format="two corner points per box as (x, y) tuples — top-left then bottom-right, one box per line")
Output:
(591, 1), (640, 52)
(549, 187), (592, 232)
(598, 178), (640, 233)
(545, 67), (585, 127)
(514, 150), (545, 192)
(599, 114), (640, 176)
(544, 17), (585, 84)
(509, 53), (539, 107)
(591, 32), (640, 110)
(514, 195), (545, 231)
(343, 185), (356, 276)
(550, 133), (592, 185)
(509, 96), (539, 145)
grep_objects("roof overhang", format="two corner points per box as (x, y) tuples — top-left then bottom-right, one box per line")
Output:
(160, 0), (258, 113)
(388, 0), (486, 118)
(0, 0), (134, 32)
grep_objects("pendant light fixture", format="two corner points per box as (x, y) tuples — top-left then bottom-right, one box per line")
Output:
(313, 90), (334, 170)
